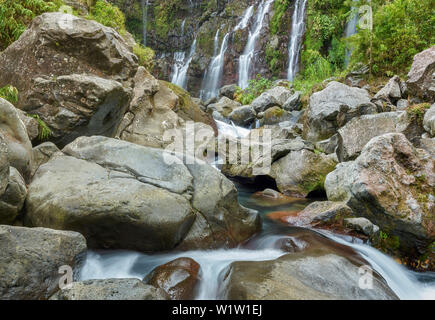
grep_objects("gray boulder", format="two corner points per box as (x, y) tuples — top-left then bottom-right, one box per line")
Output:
(406, 45), (435, 102)
(344, 218), (380, 237)
(219, 84), (238, 100)
(30, 142), (60, 178)
(0, 225), (86, 300)
(264, 86), (293, 106)
(25, 136), (260, 252)
(207, 96), (241, 117)
(50, 279), (167, 300)
(0, 98), (33, 180)
(326, 133), (435, 256)
(0, 167), (27, 224)
(282, 91), (302, 111)
(23, 74), (131, 147)
(305, 81), (376, 142)
(337, 111), (421, 161)
(374, 75), (403, 102)
(229, 105), (256, 127)
(251, 91), (280, 113)
(424, 103), (435, 136)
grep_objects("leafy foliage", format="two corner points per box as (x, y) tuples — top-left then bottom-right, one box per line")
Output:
(0, 0), (62, 50)
(87, 0), (126, 34)
(0, 85), (19, 104)
(269, 0), (290, 35)
(234, 75), (275, 105)
(29, 114), (52, 141)
(133, 44), (155, 71)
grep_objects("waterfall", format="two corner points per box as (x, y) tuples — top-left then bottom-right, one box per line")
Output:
(171, 38), (197, 89)
(287, 0), (307, 81)
(238, 0), (275, 89)
(140, 0), (149, 46)
(344, 5), (359, 66)
(234, 5), (254, 31)
(200, 32), (230, 101)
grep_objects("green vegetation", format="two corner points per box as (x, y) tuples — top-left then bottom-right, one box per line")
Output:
(29, 114), (52, 141)
(406, 103), (431, 125)
(0, 0), (62, 50)
(0, 85), (19, 104)
(87, 0), (126, 34)
(234, 75), (275, 105)
(133, 44), (155, 71)
(269, 0), (290, 35)
(153, 0), (182, 39)
(351, 0), (435, 76)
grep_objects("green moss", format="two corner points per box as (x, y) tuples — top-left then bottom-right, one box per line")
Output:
(87, 0), (126, 35)
(269, 0), (290, 35)
(133, 44), (155, 71)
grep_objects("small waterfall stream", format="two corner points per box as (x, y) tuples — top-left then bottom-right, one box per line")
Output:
(140, 0), (149, 46)
(344, 5), (359, 65)
(171, 38), (197, 89)
(287, 0), (308, 81)
(238, 0), (274, 89)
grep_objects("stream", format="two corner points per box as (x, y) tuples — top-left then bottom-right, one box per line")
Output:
(79, 181), (435, 300)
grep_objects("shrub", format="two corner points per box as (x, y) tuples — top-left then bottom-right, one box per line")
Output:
(133, 44), (155, 71)
(87, 0), (126, 34)
(0, 85), (19, 104)
(234, 75), (275, 105)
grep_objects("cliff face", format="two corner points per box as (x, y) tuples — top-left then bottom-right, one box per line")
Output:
(108, 0), (295, 97)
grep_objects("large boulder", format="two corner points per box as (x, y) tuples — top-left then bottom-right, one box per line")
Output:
(304, 81), (376, 141)
(270, 150), (337, 198)
(251, 91), (280, 113)
(424, 103), (435, 136)
(22, 74), (131, 147)
(0, 98), (33, 180)
(229, 105), (256, 127)
(117, 69), (216, 150)
(207, 96), (241, 117)
(325, 133), (435, 257)
(25, 136), (260, 252)
(337, 111), (423, 161)
(373, 75), (404, 103)
(219, 84), (238, 100)
(406, 46), (435, 103)
(0, 167), (27, 225)
(30, 142), (60, 178)
(0, 12), (138, 108)
(144, 258), (200, 300)
(0, 225), (86, 300)
(50, 279), (167, 300)
(224, 237), (397, 300)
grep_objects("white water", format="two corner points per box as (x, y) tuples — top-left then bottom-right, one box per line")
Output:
(140, 0), (149, 46)
(171, 38), (197, 89)
(238, 0), (274, 89)
(287, 0), (307, 81)
(215, 119), (250, 138)
(234, 5), (254, 31)
(344, 6), (359, 65)
(317, 230), (435, 300)
(200, 32), (230, 101)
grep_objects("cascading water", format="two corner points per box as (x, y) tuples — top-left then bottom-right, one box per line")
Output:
(171, 38), (197, 89)
(234, 5), (254, 31)
(344, 5), (359, 65)
(287, 0), (308, 81)
(140, 0), (149, 46)
(238, 0), (274, 89)
(200, 32), (230, 101)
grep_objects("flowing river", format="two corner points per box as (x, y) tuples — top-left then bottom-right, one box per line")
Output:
(79, 180), (435, 300)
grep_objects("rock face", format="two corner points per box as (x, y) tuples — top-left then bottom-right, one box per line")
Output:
(208, 96), (242, 118)
(325, 133), (435, 256)
(424, 104), (435, 136)
(30, 142), (60, 178)
(0, 13), (138, 106)
(224, 243), (397, 300)
(145, 258), (200, 300)
(25, 136), (260, 252)
(374, 75), (403, 103)
(0, 98), (33, 180)
(337, 111), (422, 161)
(304, 81), (376, 141)
(270, 150), (337, 197)
(0, 167), (27, 224)
(50, 279), (167, 300)
(407, 46), (435, 102)
(0, 225), (86, 300)
(23, 74), (131, 147)
(229, 105), (256, 127)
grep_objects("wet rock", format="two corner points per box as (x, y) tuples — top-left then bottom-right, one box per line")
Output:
(229, 105), (256, 127)
(26, 136), (260, 252)
(144, 258), (200, 300)
(23, 74), (131, 148)
(406, 45), (435, 103)
(281, 201), (353, 227)
(252, 189), (307, 207)
(219, 84), (238, 100)
(50, 279), (167, 300)
(0, 13), (138, 105)
(326, 133), (435, 257)
(270, 150), (337, 198)
(224, 244), (397, 300)
(304, 81), (376, 142)
(424, 103), (435, 136)
(337, 111), (422, 162)
(0, 225), (86, 300)
(344, 218), (380, 237)
(0, 98), (33, 180)
(282, 91), (302, 111)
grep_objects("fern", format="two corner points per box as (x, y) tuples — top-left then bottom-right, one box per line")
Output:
(29, 114), (52, 141)
(0, 85), (19, 104)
